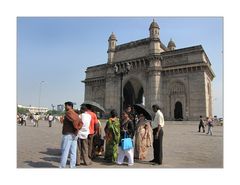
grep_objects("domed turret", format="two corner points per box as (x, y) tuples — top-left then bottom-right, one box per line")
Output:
(149, 19), (161, 54)
(167, 38), (176, 51)
(107, 32), (117, 64)
(108, 32), (117, 50)
(149, 19), (160, 30)
(108, 32), (117, 41)
(149, 19), (160, 39)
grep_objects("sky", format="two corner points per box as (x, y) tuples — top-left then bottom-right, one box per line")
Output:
(17, 17), (223, 117)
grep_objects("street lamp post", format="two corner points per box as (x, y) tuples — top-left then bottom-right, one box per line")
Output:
(38, 81), (45, 114)
(114, 62), (132, 116)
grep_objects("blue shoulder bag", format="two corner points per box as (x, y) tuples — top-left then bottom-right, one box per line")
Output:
(121, 131), (133, 151)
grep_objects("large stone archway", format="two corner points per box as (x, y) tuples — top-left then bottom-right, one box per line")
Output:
(123, 78), (144, 109)
(169, 81), (187, 120)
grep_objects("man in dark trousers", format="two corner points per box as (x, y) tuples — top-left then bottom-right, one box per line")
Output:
(198, 115), (205, 133)
(150, 104), (164, 165)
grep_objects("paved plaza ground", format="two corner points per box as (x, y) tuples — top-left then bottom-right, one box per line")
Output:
(17, 120), (223, 168)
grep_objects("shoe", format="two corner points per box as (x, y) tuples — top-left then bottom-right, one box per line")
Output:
(149, 159), (156, 163)
(128, 163), (134, 166)
(85, 162), (92, 166)
(151, 162), (162, 165)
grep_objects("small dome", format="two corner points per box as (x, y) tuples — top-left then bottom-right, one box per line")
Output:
(149, 19), (160, 30)
(167, 39), (176, 48)
(108, 32), (117, 41)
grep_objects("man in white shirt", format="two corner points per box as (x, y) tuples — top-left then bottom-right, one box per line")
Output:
(48, 114), (54, 127)
(33, 113), (40, 127)
(150, 104), (164, 165)
(22, 114), (28, 126)
(76, 105), (92, 166)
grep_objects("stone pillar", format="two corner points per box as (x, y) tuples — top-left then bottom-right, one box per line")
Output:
(104, 65), (119, 114)
(84, 84), (92, 101)
(145, 58), (162, 109)
(148, 70), (161, 105)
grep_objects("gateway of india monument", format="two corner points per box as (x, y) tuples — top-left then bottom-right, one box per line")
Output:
(82, 20), (215, 120)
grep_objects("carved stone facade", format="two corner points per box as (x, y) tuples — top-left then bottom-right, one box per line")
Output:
(82, 20), (215, 120)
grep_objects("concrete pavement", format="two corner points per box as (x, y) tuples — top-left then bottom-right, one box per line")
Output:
(17, 120), (223, 168)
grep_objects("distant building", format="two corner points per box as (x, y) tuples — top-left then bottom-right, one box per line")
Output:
(17, 104), (48, 114)
(57, 104), (64, 112)
(83, 20), (215, 121)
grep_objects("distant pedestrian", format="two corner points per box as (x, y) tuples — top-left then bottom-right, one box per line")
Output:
(198, 115), (205, 133)
(33, 113), (40, 127)
(206, 117), (213, 136)
(30, 114), (34, 126)
(48, 114), (54, 127)
(23, 114), (27, 126)
(117, 111), (134, 166)
(150, 104), (164, 165)
(104, 109), (120, 163)
(17, 114), (20, 124)
(213, 116), (218, 125)
(19, 115), (24, 126)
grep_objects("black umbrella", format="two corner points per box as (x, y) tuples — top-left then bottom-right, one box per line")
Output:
(133, 104), (153, 121)
(81, 100), (105, 113)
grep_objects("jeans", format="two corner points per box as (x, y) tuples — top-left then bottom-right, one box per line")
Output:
(60, 134), (77, 168)
(207, 126), (213, 135)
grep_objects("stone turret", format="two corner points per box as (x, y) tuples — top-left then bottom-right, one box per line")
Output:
(107, 32), (117, 64)
(167, 38), (176, 51)
(149, 19), (160, 39)
(149, 19), (161, 54)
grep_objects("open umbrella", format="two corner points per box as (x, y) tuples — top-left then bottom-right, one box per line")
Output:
(133, 104), (153, 121)
(81, 100), (105, 113)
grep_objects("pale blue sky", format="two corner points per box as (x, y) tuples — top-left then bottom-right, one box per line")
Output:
(17, 17), (223, 117)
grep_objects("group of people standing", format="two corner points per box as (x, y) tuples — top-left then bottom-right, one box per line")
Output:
(104, 104), (164, 166)
(17, 113), (55, 128)
(59, 102), (102, 168)
(59, 102), (165, 168)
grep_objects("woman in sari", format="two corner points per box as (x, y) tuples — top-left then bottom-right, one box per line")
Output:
(104, 109), (120, 163)
(134, 113), (153, 160)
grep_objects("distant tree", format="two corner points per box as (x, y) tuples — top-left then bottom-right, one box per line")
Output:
(17, 107), (29, 115)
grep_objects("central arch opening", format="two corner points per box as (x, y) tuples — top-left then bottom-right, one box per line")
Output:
(123, 79), (144, 109)
(123, 81), (135, 108)
(174, 101), (183, 120)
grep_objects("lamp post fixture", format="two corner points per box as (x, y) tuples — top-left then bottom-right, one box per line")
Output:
(38, 81), (45, 114)
(51, 104), (55, 111)
(114, 62), (132, 116)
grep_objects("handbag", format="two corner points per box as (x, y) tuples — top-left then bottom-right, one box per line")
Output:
(121, 132), (133, 151)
